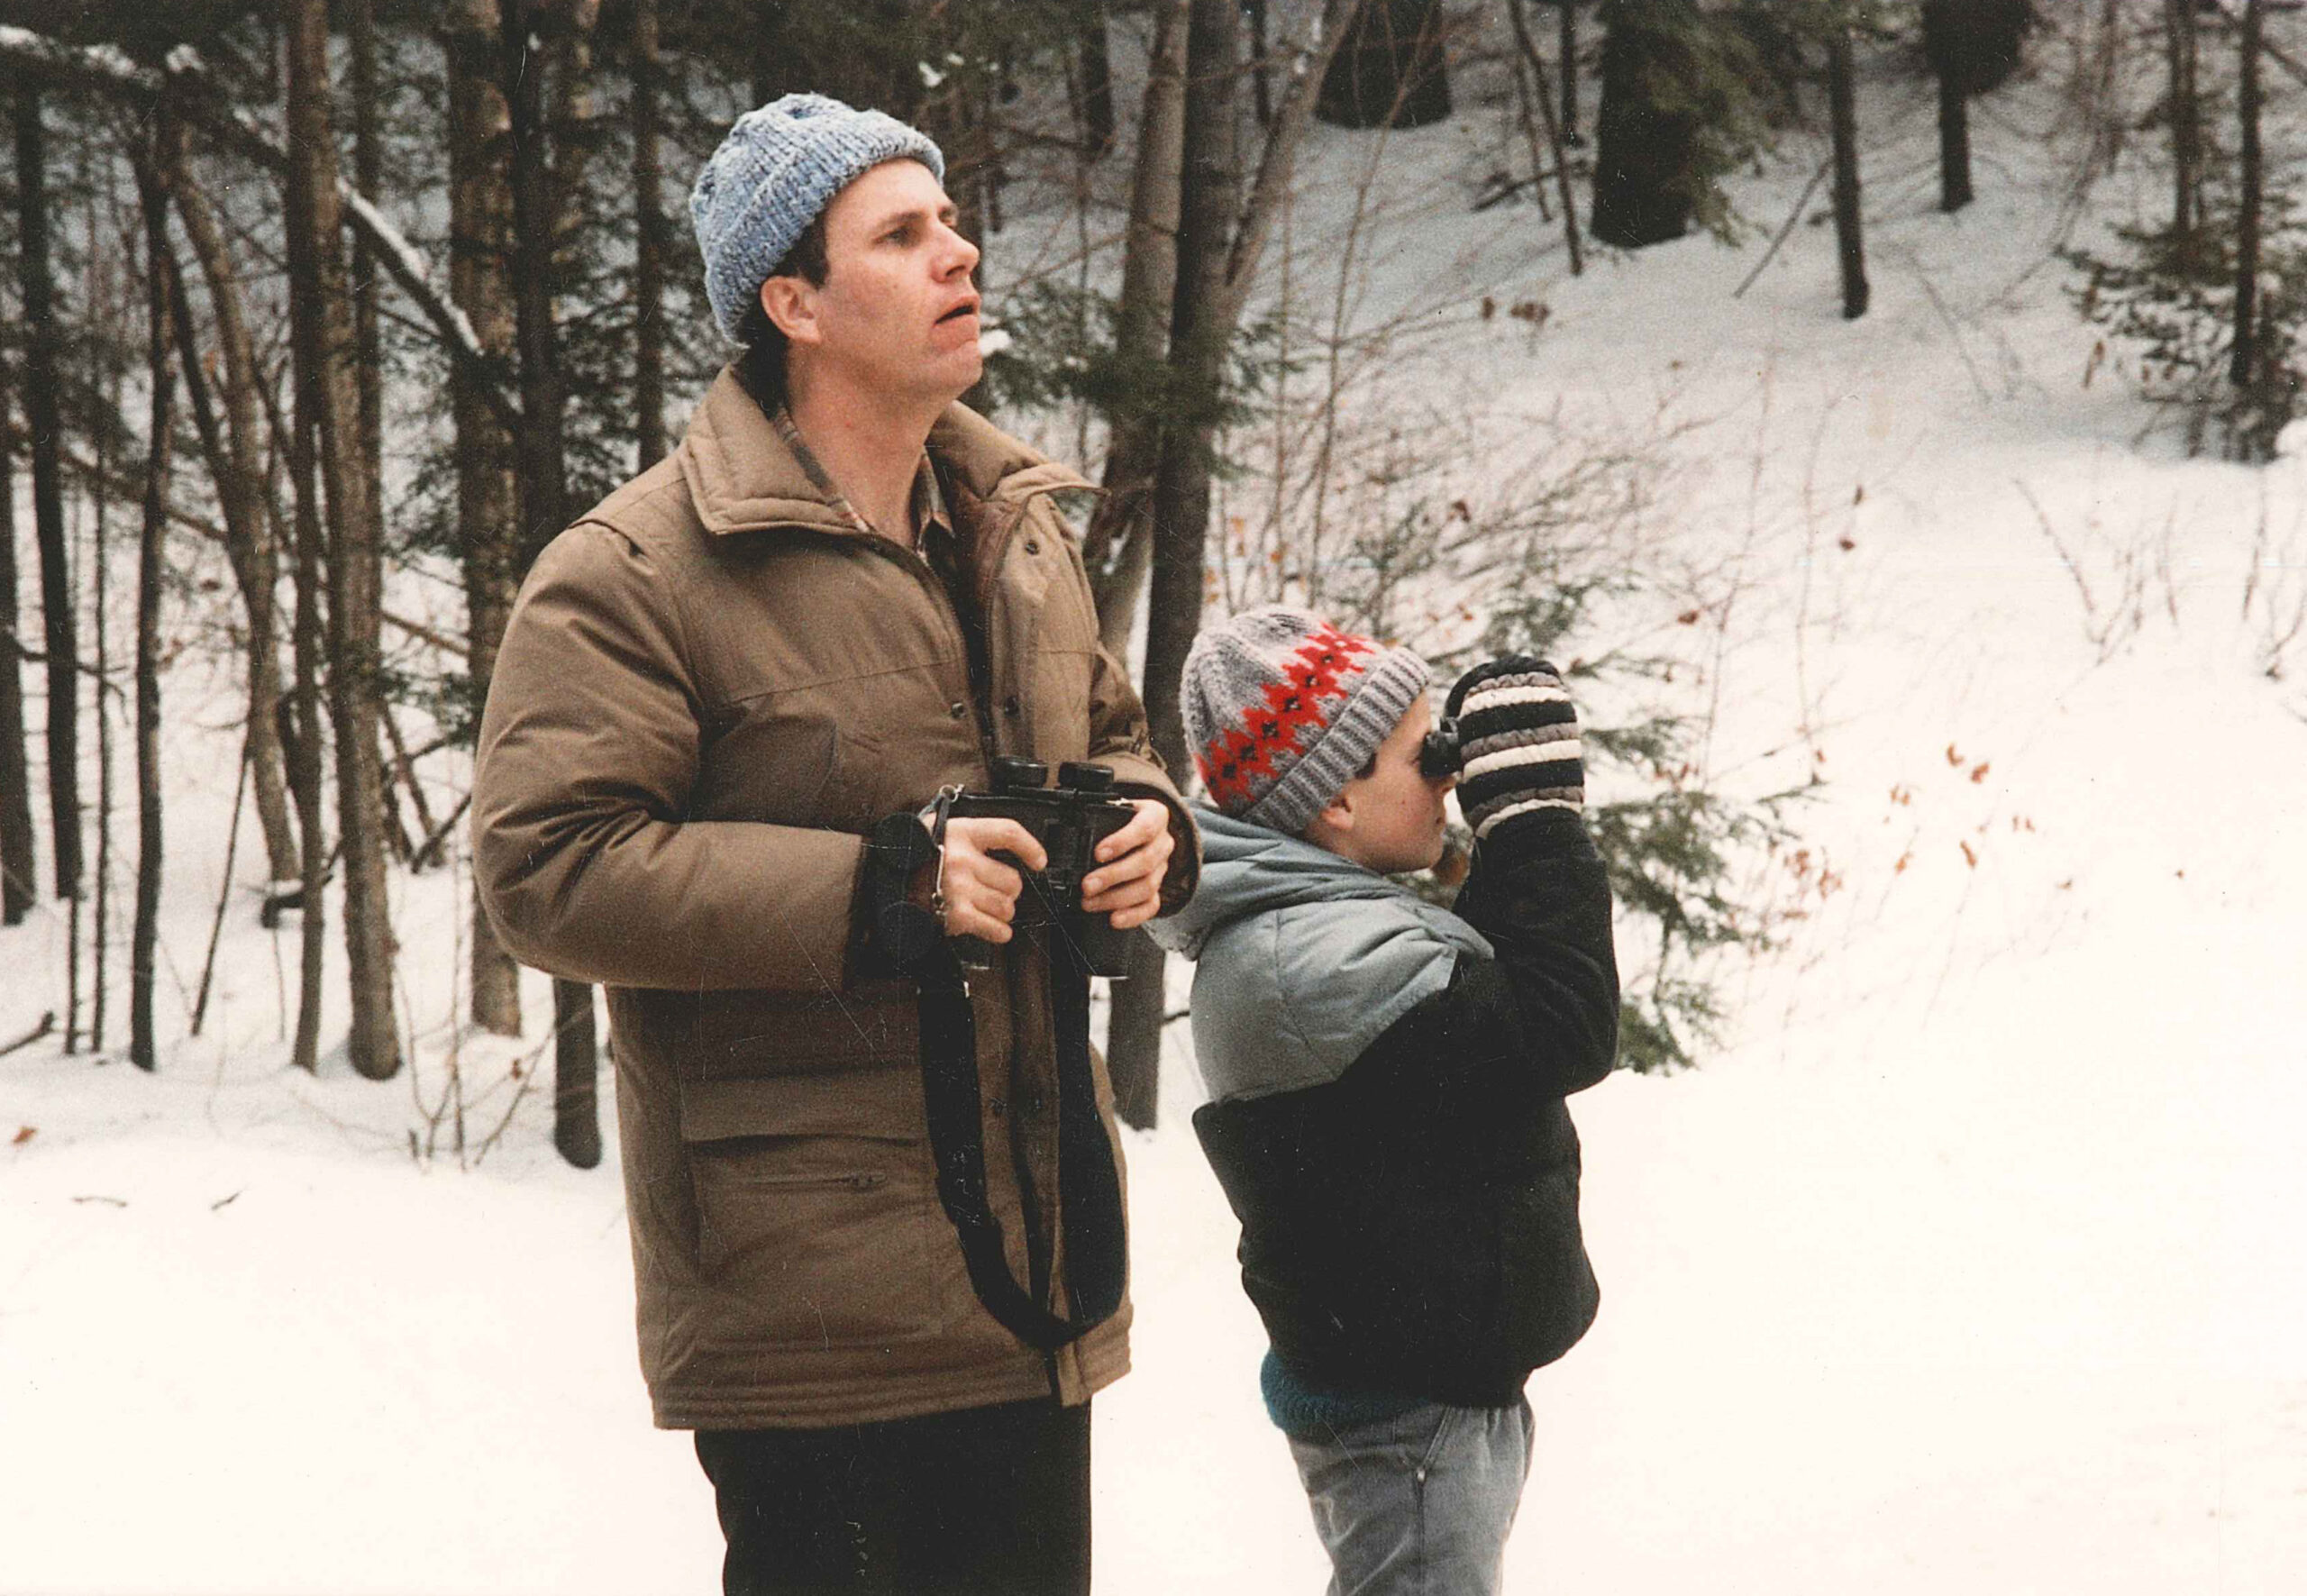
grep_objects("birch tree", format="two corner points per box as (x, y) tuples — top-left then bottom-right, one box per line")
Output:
(14, 90), (80, 907)
(286, 0), (398, 1081)
(0, 343), (34, 925)
(1125, 0), (1368, 1125)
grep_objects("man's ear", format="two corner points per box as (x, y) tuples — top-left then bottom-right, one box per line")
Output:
(759, 275), (819, 347)
(1309, 788), (1355, 842)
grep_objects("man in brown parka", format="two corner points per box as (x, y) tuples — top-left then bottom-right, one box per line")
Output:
(471, 94), (1197, 1595)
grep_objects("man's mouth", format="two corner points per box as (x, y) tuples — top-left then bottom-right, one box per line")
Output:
(936, 299), (980, 326)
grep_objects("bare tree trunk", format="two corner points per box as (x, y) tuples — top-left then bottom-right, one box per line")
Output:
(632, 0), (668, 471)
(446, 1), (527, 1040)
(1145, 0), (1244, 778)
(1081, 0), (1191, 1130)
(2233, 0), (2264, 390)
(503, 0), (601, 1167)
(0, 347), (36, 925)
(132, 120), (177, 1075)
(1136, 0), (1252, 1135)
(349, 0), (388, 591)
(2166, 0), (2201, 251)
(14, 92), (81, 906)
(1122, 0), (1365, 1127)
(1245, 0), (1274, 127)
(285, 358), (329, 1075)
(1076, 3), (1117, 155)
(1083, 0), (1188, 653)
(1828, 28), (1869, 321)
(442, 9), (521, 1024)
(1509, 0), (1582, 275)
(91, 294), (114, 1059)
(170, 160), (301, 889)
(1560, 0), (1581, 144)
(1937, 48), (1972, 212)
(1921, 0), (2033, 214)
(287, 0), (400, 1081)
(1142, 0), (1363, 776)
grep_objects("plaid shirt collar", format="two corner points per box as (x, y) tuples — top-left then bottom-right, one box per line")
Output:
(771, 405), (950, 546)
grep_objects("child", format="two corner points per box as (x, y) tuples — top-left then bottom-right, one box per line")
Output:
(1151, 606), (1619, 1596)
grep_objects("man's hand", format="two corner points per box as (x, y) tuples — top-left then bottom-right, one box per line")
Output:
(935, 817), (1047, 944)
(1080, 798), (1173, 931)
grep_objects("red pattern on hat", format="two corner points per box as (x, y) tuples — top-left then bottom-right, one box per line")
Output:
(1196, 625), (1372, 808)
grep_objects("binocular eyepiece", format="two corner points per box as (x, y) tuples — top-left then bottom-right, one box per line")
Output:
(1418, 718), (1462, 781)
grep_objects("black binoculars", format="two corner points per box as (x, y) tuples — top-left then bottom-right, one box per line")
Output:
(1418, 717), (1463, 780)
(948, 756), (1142, 977)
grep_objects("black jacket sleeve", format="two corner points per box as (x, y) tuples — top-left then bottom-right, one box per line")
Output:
(1430, 806), (1619, 1098)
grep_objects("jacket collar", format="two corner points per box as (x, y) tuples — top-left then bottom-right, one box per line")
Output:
(678, 366), (1091, 538)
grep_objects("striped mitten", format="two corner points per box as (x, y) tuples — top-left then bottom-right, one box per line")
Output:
(1445, 656), (1584, 839)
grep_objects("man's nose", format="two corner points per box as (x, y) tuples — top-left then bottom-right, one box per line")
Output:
(940, 223), (980, 278)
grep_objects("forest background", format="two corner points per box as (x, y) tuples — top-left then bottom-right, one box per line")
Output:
(9, 0), (2258, 1145)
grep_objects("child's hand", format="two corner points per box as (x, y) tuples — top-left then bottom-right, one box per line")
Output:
(1445, 657), (1584, 838)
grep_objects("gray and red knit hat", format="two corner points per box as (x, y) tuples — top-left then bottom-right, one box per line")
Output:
(1180, 606), (1430, 834)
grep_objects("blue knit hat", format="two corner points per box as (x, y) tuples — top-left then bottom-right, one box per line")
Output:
(690, 93), (946, 345)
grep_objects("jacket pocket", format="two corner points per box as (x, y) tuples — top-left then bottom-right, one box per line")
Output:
(682, 1071), (950, 1347)
(698, 698), (889, 834)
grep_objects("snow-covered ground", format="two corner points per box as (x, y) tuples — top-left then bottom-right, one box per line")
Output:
(5, 37), (2306, 1596)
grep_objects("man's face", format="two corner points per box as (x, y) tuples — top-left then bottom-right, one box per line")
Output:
(1324, 696), (1457, 876)
(770, 159), (982, 406)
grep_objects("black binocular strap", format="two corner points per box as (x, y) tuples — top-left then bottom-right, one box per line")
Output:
(915, 935), (1126, 1352)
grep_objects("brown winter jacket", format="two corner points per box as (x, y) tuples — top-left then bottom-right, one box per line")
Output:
(472, 369), (1197, 1429)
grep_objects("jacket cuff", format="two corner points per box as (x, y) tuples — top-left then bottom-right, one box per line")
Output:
(851, 811), (944, 980)
(1471, 805), (1591, 862)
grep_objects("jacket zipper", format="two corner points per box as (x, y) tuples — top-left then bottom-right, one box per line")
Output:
(853, 485), (1066, 771)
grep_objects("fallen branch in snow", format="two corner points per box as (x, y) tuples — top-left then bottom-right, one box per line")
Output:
(1734, 159), (1833, 300)
(0, 28), (519, 433)
(1, 1012), (57, 1057)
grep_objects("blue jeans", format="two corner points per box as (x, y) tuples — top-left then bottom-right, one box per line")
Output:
(1285, 1399), (1536, 1596)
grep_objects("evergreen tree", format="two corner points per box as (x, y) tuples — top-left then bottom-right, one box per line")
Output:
(1590, 0), (1766, 248)
(1317, 0), (1453, 131)
(1919, 0), (2035, 213)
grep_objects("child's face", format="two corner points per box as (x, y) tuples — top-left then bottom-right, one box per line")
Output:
(1324, 696), (1458, 875)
